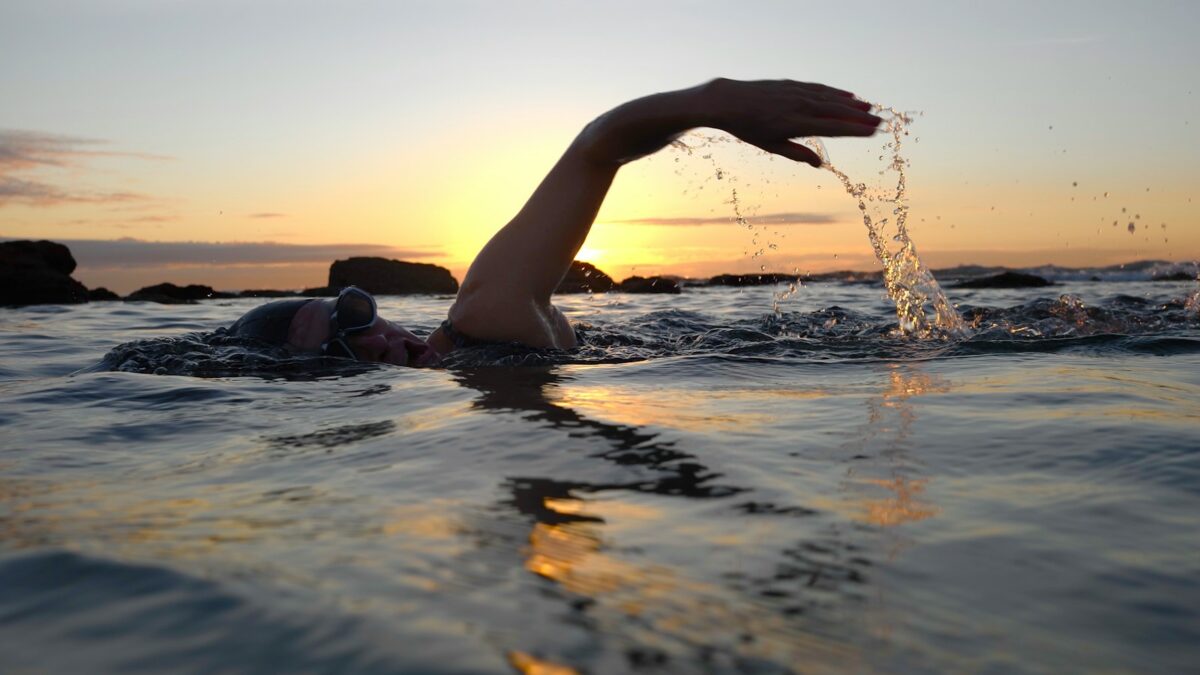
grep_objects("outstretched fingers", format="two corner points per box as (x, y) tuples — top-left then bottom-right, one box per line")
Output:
(760, 140), (823, 168)
(808, 100), (882, 126)
(795, 115), (879, 137)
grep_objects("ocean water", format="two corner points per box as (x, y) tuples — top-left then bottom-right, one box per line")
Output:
(1, 281), (1199, 674)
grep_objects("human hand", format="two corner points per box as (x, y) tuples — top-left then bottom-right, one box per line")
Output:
(699, 78), (880, 167)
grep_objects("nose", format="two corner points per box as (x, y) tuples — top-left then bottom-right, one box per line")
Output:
(351, 333), (391, 362)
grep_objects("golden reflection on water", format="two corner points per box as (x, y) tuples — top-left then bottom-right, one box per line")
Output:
(553, 385), (820, 431)
(859, 477), (937, 527)
(843, 365), (945, 528)
(523, 497), (676, 600)
(515, 494), (855, 670)
(0, 478), (299, 558)
(507, 650), (579, 675)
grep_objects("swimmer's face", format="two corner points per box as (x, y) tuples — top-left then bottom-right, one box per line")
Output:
(286, 300), (439, 367)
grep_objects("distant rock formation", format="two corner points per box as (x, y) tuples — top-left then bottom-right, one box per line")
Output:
(955, 272), (1053, 289)
(618, 275), (681, 294)
(87, 287), (121, 301)
(807, 270), (880, 284)
(126, 283), (235, 304)
(1152, 272), (1196, 282)
(555, 261), (616, 294)
(0, 240), (89, 306)
(328, 257), (458, 295)
(300, 286), (338, 297)
(707, 273), (801, 287)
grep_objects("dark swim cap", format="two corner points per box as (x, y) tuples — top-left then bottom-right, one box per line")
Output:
(227, 298), (322, 346)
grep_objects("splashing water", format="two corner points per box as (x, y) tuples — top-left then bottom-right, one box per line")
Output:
(805, 107), (966, 337)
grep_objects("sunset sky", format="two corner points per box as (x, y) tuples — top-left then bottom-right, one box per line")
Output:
(2, 0), (1197, 293)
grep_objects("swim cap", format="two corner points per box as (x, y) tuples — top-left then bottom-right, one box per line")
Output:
(227, 298), (323, 346)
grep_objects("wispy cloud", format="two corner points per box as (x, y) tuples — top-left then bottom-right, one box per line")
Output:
(0, 130), (163, 207)
(0, 237), (444, 269)
(608, 211), (837, 226)
(248, 212), (286, 219)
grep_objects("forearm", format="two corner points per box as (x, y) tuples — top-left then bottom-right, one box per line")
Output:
(463, 141), (617, 300)
(576, 81), (720, 166)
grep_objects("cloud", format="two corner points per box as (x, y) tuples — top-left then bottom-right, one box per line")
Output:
(0, 176), (149, 206)
(608, 211), (837, 226)
(248, 212), (286, 219)
(0, 130), (162, 207)
(0, 237), (443, 269)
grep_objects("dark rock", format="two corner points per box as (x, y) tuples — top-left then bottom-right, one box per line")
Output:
(808, 270), (880, 284)
(87, 287), (121, 301)
(126, 283), (235, 304)
(955, 271), (1053, 289)
(0, 239), (77, 275)
(618, 275), (681, 294)
(1152, 272), (1195, 282)
(328, 257), (458, 295)
(707, 273), (801, 287)
(300, 286), (338, 297)
(0, 240), (89, 306)
(238, 289), (298, 298)
(555, 261), (615, 294)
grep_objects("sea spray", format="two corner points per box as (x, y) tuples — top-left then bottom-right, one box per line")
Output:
(805, 106), (966, 337)
(670, 112), (967, 337)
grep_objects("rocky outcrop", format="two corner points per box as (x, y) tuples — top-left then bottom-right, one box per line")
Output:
(555, 261), (616, 294)
(87, 287), (121, 301)
(707, 273), (801, 287)
(126, 283), (235, 304)
(328, 257), (458, 295)
(0, 240), (89, 306)
(1152, 272), (1196, 282)
(300, 286), (338, 297)
(618, 275), (681, 294)
(955, 272), (1053, 289)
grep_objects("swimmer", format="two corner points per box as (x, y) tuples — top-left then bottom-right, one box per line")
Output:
(229, 78), (881, 366)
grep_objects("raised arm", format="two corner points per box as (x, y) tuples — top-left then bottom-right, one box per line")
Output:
(444, 79), (880, 348)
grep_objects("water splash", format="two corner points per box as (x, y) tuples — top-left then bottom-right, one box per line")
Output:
(805, 107), (966, 338)
(1187, 287), (1200, 317)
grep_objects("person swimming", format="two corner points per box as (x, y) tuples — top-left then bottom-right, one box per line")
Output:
(228, 287), (441, 367)
(228, 78), (882, 366)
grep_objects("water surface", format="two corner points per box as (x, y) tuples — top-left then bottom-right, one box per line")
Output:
(1, 282), (1198, 673)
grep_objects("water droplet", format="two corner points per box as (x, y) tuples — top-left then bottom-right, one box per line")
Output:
(1103, 192), (1110, 198)
(1072, 181), (1078, 187)
(1127, 222), (1136, 234)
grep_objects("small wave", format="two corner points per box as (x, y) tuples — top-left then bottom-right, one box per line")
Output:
(90, 330), (379, 379)
(91, 295), (1199, 375)
(0, 549), (494, 674)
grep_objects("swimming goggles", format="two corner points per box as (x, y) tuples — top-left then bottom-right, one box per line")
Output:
(321, 286), (377, 360)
